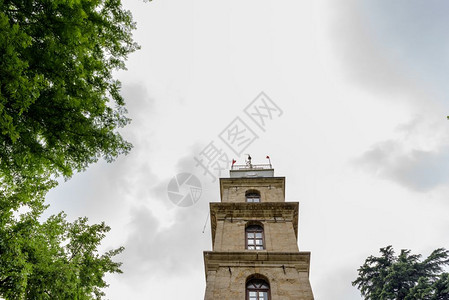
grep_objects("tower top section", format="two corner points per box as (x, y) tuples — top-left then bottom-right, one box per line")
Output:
(230, 155), (274, 178)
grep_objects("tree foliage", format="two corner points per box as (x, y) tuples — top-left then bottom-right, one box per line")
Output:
(0, 0), (138, 206)
(0, 0), (139, 298)
(353, 246), (449, 300)
(0, 202), (124, 299)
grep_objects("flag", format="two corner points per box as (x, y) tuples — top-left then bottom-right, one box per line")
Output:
(232, 159), (236, 165)
(266, 155), (270, 159)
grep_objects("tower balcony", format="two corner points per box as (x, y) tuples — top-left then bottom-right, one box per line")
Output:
(230, 163), (274, 178)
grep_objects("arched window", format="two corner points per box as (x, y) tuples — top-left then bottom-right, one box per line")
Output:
(246, 278), (270, 300)
(246, 224), (264, 250)
(246, 190), (260, 203)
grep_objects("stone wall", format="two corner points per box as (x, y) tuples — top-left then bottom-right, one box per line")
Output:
(214, 219), (299, 252)
(204, 262), (314, 300)
(220, 177), (285, 203)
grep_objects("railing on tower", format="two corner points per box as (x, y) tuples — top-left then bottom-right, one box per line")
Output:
(230, 155), (274, 177)
(231, 163), (272, 170)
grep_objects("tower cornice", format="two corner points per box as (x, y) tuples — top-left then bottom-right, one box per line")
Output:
(203, 251), (311, 279)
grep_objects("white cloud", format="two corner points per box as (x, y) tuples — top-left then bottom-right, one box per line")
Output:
(356, 140), (449, 192)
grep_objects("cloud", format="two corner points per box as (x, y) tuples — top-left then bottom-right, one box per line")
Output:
(120, 83), (155, 128)
(327, 2), (407, 90)
(44, 82), (162, 227)
(120, 201), (211, 281)
(314, 265), (362, 300)
(355, 139), (449, 192)
(116, 145), (217, 284)
(326, 0), (441, 108)
(353, 112), (449, 192)
(326, 1), (449, 193)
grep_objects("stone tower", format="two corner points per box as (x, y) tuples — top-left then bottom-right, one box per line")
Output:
(203, 160), (314, 299)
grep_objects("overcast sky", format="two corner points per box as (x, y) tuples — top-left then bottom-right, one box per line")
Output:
(45, 1), (449, 299)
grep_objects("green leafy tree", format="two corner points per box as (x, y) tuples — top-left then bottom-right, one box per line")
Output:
(0, 0), (139, 206)
(353, 246), (449, 300)
(0, 0), (141, 298)
(0, 202), (124, 299)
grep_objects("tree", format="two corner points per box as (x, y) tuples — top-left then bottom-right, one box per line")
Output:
(353, 246), (449, 300)
(0, 0), (141, 298)
(0, 202), (124, 299)
(0, 0), (139, 206)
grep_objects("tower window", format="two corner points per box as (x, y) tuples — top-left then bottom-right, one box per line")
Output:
(246, 190), (260, 203)
(246, 225), (264, 250)
(246, 278), (270, 300)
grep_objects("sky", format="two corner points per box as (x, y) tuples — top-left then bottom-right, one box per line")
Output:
(44, 1), (449, 299)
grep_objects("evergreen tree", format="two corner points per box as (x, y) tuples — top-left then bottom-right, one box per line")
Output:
(353, 246), (449, 300)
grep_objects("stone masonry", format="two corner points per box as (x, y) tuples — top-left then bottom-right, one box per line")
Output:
(203, 170), (314, 300)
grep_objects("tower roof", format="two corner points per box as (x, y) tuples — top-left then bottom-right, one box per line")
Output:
(230, 155), (274, 177)
(230, 163), (274, 178)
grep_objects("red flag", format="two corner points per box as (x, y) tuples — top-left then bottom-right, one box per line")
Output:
(232, 159), (236, 165)
(266, 155), (270, 159)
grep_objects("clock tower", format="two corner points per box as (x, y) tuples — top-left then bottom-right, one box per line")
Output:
(203, 160), (314, 299)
